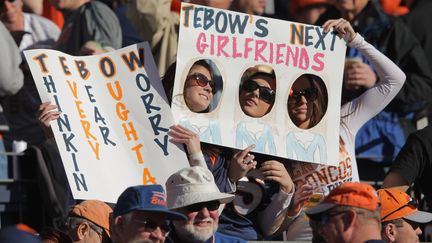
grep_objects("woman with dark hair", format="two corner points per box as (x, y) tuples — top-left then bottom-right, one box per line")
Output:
(288, 74), (328, 129)
(182, 59), (215, 113)
(281, 18), (406, 241)
(286, 74), (328, 163)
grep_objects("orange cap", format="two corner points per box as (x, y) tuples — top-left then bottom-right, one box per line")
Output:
(378, 188), (432, 223)
(306, 182), (380, 216)
(69, 200), (112, 237)
(381, 0), (409, 16)
(289, 0), (329, 15)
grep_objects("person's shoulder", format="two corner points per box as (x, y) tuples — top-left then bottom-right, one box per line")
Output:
(214, 231), (246, 243)
(25, 13), (60, 33)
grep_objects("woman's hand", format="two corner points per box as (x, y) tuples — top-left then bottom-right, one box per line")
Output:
(288, 183), (314, 216)
(260, 160), (293, 193)
(229, 144), (257, 182)
(37, 102), (61, 138)
(322, 18), (357, 43)
(168, 124), (201, 155)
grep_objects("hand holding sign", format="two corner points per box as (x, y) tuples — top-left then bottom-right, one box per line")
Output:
(322, 18), (357, 43)
(229, 144), (257, 183)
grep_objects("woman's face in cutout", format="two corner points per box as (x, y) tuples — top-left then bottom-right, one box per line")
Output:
(183, 64), (213, 112)
(239, 74), (276, 118)
(288, 77), (315, 129)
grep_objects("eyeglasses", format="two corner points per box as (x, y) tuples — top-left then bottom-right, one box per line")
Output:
(186, 73), (215, 92)
(185, 200), (221, 212)
(132, 219), (171, 237)
(289, 88), (318, 104)
(241, 79), (275, 104)
(382, 197), (418, 221)
(320, 210), (347, 225)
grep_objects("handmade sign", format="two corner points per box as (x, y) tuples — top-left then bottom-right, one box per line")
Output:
(171, 4), (347, 165)
(24, 43), (189, 203)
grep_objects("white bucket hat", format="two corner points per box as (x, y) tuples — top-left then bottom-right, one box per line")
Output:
(166, 166), (235, 209)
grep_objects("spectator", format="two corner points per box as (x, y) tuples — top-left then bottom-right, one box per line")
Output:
(51, 0), (122, 55)
(316, 0), (432, 167)
(111, 184), (187, 243)
(378, 188), (432, 243)
(287, 0), (331, 24)
(61, 200), (112, 243)
(0, 224), (41, 243)
(169, 63), (294, 240)
(0, 22), (24, 179)
(281, 18), (405, 241)
(306, 182), (383, 243)
(383, 125), (432, 208)
(401, 0), (432, 123)
(40, 227), (73, 243)
(230, 0), (266, 15)
(22, 0), (43, 15)
(165, 166), (245, 243)
(127, 0), (232, 77)
(0, 0), (60, 50)
(1, 0), (60, 150)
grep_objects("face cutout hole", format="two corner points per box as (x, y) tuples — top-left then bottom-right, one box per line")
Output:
(238, 65), (276, 118)
(288, 74), (328, 129)
(182, 59), (223, 113)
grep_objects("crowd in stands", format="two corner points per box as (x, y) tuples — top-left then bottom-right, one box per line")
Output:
(1, 0), (432, 242)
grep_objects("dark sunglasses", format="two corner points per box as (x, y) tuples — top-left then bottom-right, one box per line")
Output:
(382, 197), (418, 221)
(185, 200), (221, 212)
(186, 73), (215, 92)
(241, 79), (275, 104)
(289, 88), (318, 104)
(132, 219), (171, 236)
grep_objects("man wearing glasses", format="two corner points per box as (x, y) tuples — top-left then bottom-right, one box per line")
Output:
(62, 200), (112, 243)
(111, 185), (187, 243)
(165, 166), (246, 243)
(306, 182), (385, 243)
(378, 188), (432, 243)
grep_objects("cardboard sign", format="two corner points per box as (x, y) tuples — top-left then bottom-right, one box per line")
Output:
(24, 43), (189, 203)
(171, 4), (347, 165)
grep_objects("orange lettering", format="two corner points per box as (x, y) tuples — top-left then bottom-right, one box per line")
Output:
(67, 80), (78, 99)
(75, 100), (86, 118)
(132, 143), (144, 163)
(80, 120), (97, 140)
(122, 122), (138, 141)
(88, 140), (100, 160)
(143, 167), (156, 185)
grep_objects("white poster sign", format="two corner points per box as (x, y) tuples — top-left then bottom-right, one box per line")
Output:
(172, 4), (346, 165)
(24, 43), (189, 203)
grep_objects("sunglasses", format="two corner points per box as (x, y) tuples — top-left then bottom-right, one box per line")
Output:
(289, 88), (318, 104)
(185, 200), (221, 212)
(186, 73), (215, 92)
(132, 219), (171, 236)
(382, 197), (418, 221)
(241, 79), (275, 104)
